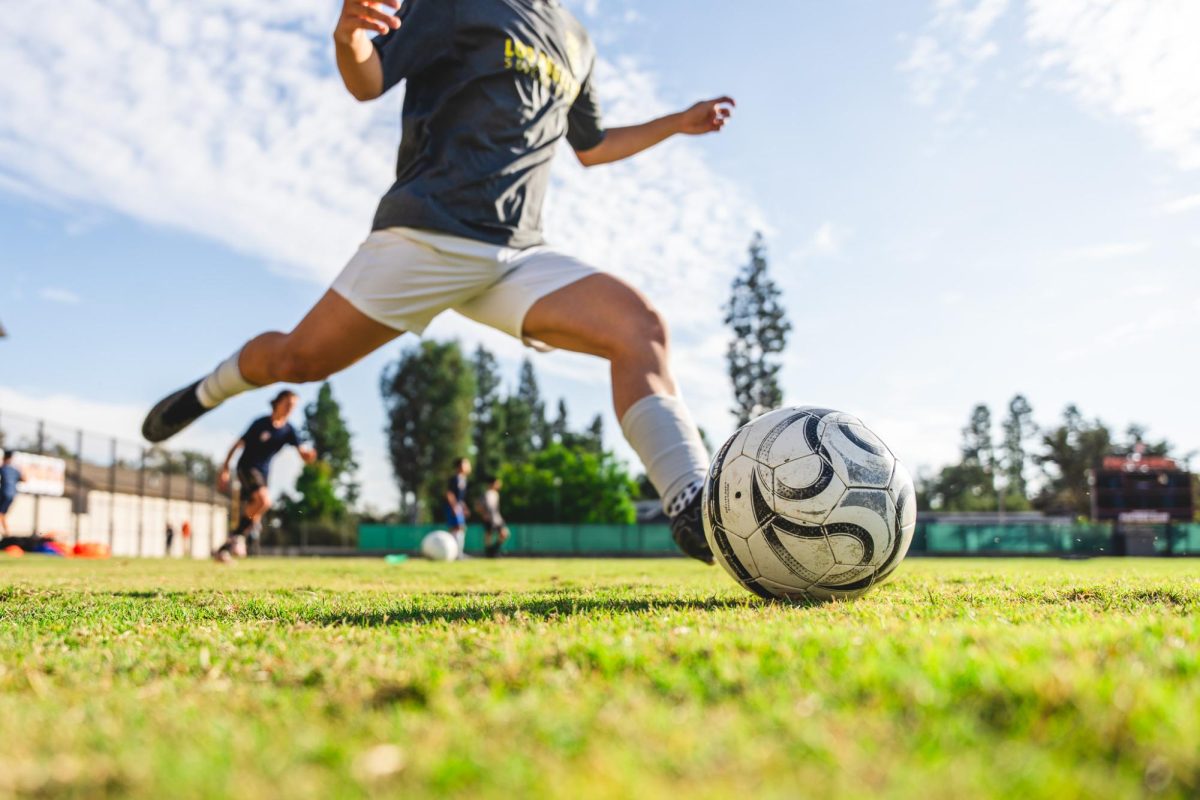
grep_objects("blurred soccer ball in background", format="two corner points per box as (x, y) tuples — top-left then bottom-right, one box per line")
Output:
(703, 406), (916, 602)
(421, 530), (460, 562)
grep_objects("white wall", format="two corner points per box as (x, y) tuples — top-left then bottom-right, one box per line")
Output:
(2, 491), (227, 558)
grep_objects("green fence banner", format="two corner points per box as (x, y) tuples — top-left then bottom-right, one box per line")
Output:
(360, 522), (1200, 557)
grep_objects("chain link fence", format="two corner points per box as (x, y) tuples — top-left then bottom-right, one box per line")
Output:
(0, 410), (230, 557)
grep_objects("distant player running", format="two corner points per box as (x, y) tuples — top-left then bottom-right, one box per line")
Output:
(215, 390), (316, 559)
(481, 477), (510, 558)
(143, 0), (733, 563)
(445, 457), (471, 558)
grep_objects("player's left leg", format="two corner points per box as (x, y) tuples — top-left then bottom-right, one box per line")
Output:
(456, 266), (713, 563)
(144, 291), (401, 443)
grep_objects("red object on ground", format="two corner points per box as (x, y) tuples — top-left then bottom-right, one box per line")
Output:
(73, 542), (111, 559)
(3, 545), (23, 558)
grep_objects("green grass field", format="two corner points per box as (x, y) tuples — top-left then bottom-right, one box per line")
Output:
(1, 557), (1197, 799)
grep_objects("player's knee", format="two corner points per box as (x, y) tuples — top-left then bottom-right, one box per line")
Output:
(615, 304), (669, 359)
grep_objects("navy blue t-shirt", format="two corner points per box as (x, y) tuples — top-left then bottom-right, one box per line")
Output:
(447, 474), (467, 504)
(0, 464), (19, 498)
(371, 0), (605, 248)
(237, 417), (301, 478)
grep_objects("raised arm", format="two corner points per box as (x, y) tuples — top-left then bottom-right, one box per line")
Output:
(218, 439), (244, 492)
(575, 97), (735, 168)
(333, 1), (401, 102)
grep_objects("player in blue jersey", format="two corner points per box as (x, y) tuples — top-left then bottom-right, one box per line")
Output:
(143, 0), (734, 563)
(215, 390), (316, 560)
(0, 451), (24, 537)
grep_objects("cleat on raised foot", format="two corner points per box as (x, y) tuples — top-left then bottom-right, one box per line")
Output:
(670, 491), (714, 565)
(142, 380), (210, 443)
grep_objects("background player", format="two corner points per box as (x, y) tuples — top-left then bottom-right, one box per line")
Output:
(0, 451), (23, 536)
(480, 476), (510, 558)
(445, 457), (471, 559)
(215, 390), (316, 559)
(143, 0), (732, 563)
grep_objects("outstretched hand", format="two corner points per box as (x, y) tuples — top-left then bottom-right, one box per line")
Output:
(334, 0), (401, 44)
(677, 97), (736, 135)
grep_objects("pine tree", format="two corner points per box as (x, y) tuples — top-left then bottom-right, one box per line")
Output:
(550, 399), (569, 444)
(303, 382), (359, 507)
(724, 233), (791, 426)
(1000, 394), (1035, 507)
(471, 345), (505, 481)
(381, 341), (476, 521)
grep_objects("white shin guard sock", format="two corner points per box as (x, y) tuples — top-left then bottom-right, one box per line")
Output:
(196, 350), (257, 409)
(620, 393), (711, 517)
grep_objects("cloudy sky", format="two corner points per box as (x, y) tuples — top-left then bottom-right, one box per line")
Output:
(1, 0), (1198, 508)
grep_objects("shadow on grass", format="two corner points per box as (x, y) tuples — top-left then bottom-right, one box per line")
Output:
(305, 593), (758, 627)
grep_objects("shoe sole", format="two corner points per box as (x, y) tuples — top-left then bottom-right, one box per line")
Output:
(141, 382), (203, 444)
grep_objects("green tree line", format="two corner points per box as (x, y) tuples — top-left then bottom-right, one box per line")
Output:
(381, 342), (637, 524)
(917, 396), (1191, 518)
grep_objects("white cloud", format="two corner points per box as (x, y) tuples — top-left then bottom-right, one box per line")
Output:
(899, 0), (1011, 115)
(39, 287), (81, 305)
(905, 0), (1200, 170)
(1162, 193), (1200, 215)
(1025, 0), (1200, 171)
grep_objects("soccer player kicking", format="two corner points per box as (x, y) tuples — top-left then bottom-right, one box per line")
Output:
(143, 0), (733, 564)
(214, 390), (316, 559)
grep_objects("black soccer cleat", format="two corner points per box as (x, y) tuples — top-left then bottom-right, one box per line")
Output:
(670, 490), (714, 565)
(142, 380), (211, 443)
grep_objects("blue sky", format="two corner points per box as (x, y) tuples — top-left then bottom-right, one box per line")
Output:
(2, 0), (1198, 509)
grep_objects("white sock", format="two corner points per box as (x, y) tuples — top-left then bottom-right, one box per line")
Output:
(196, 350), (257, 409)
(620, 393), (710, 517)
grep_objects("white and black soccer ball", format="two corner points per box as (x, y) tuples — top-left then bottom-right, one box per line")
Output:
(703, 406), (916, 602)
(421, 531), (460, 562)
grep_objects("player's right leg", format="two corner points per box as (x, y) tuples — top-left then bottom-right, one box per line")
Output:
(143, 290), (401, 443)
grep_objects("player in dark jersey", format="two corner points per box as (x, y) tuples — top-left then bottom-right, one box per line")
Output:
(143, 0), (734, 564)
(445, 457), (471, 559)
(215, 390), (316, 560)
(0, 451), (24, 536)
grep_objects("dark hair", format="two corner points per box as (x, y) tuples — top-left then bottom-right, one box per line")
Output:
(454, 457), (470, 469)
(1, 451), (13, 462)
(271, 390), (298, 408)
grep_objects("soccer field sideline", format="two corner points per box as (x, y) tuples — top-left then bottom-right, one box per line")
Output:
(1, 558), (1197, 799)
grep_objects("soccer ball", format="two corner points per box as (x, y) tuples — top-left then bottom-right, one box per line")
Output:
(702, 406), (916, 602)
(421, 531), (460, 562)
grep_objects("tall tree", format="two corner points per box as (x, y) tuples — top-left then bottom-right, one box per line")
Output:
(923, 404), (998, 511)
(303, 382), (359, 507)
(1034, 405), (1113, 517)
(550, 399), (569, 444)
(471, 345), (506, 481)
(724, 233), (791, 426)
(381, 340), (476, 521)
(518, 357), (550, 448)
(501, 357), (545, 464)
(1000, 394), (1035, 510)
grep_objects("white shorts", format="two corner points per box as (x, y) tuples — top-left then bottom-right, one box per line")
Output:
(331, 226), (599, 349)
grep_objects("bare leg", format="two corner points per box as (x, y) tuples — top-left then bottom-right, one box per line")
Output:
(0, 513), (8, 536)
(521, 274), (676, 418)
(243, 488), (271, 524)
(522, 273), (713, 563)
(239, 290), (403, 386)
